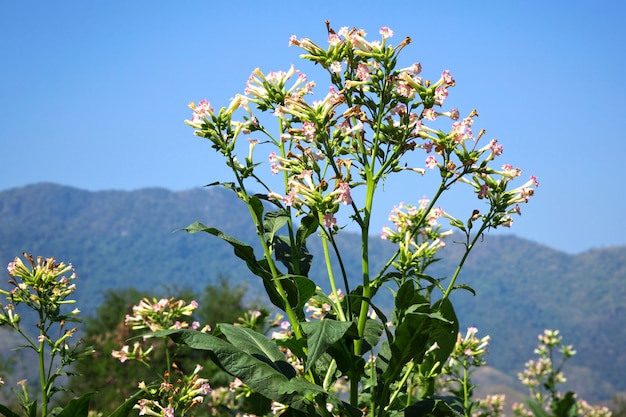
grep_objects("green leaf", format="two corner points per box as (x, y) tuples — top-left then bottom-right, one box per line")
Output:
(0, 404), (21, 417)
(158, 329), (314, 413)
(217, 323), (296, 378)
(363, 318), (384, 352)
(218, 323), (285, 361)
(182, 222), (267, 277)
(404, 396), (463, 417)
(274, 235), (314, 276)
(290, 275), (317, 312)
(383, 315), (429, 383)
(249, 195), (264, 222)
(52, 392), (95, 417)
(395, 280), (416, 311)
(296, 215), (319, 247)
(553, 392), (578, 417)
(264, 210), (289, 243)
(301, 320), (355, 371)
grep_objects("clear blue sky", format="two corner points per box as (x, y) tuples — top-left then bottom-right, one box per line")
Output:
(1, 1), (624, 254)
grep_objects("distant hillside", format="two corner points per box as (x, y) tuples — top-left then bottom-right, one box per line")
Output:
(0, 183), (624, 403)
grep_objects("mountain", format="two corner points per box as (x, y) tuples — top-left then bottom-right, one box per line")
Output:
(0, 183), (624, 403)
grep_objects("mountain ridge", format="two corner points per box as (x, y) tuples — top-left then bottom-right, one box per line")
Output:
(0, 182), (624, 403)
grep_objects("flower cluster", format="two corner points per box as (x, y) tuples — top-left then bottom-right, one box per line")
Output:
(2, 253), (79, 325)
(517, 330), (572, 402)
(112, 297), (214, 415)
(135, 365), (211, 417)
(512, 330), (612, 417)
(124, 297), (205, 334)
(474, 393), (506, 417)
(381, 199), (453, 277)
(448, 327), (491, 369)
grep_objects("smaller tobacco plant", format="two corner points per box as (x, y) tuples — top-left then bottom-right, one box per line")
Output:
(513, 330), (611, 417)
(0, 253), (93, 417)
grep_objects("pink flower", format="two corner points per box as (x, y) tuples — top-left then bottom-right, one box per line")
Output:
(478, 184), (490, 199)
(323, 213), (337, 228)
(425, 155), (438, 169)
(379, 27), (394, 39)
(164, 407), (174, 417)
(423, 141), (434, 153)
(6, 262), (15, 275)
(410, 63), (422, 75)
(435, 86), (448, 104)
(530, 175), (540, 187)
(442, 70), (454, 84)
(283, 191), (296, 206)
(356, 63), (370, 81)
(330, 61), (343, 74)
(328, 33), (341, 46)
(336, 182), (353, 205)
(288, 35), (298, 47)
(422, 108), (437, 121)
(137, 399), (148, 415)
(391, 104), (407, 116)
(200, 383), (211, 395)
(395, 82), (412, 97)
(490, 139), (503, 156)
(302, 122), (316, 142)
(190, 99), (214, 124)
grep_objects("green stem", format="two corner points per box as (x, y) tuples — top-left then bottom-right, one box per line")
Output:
(318, 218), (347, 322)
(229, 151), (304, 340)
(164, 338), (172, 381)
(386, 361), (415, 412)
(38, 333), (47, 417)
(441, 220), (490, 303)
(462, 363), (471, 417)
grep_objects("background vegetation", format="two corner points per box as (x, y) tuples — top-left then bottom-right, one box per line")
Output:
(1, 183), (624, 405)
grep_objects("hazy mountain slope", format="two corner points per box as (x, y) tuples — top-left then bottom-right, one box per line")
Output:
(0, 183), (624, 402)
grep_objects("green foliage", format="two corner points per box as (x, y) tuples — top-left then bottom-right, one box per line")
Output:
(65, 280), (253, 416)
(1, 186), (626, 403)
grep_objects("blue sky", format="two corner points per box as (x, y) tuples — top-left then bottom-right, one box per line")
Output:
(1, 1), (624, 254)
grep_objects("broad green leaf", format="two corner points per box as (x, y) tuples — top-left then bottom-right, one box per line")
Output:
(0, 404), (21, 417)
(290, 275), (316, 312)
(158, 329), (312, 412)
(404, 396), (463, 417)
(301, 320), (355, 371)
(218, 323), (285, 362)
(217, 324), (296, 379)
(382, 310), (432, 384)
(182, 222), (267, 277)
(552, 392), (578, 417)
(52, 392), (95, 417)
(264, 210), (289, 243)
(249, 195), (264, 222)
(274, 235), (314, 276)
(395, 280), (416, 311)
(296, 215), (319, 247)
(363, 318), (384, 351)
